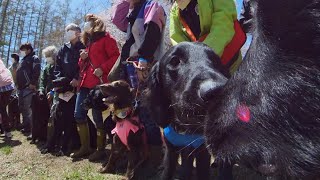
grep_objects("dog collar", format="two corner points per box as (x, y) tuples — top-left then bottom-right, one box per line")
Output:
(114, 108), (132, 119)
(163, 125), (205, 148)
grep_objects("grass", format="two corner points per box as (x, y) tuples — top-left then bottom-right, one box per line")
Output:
(0, 145), (12, 155)
(0, 131), (268, 180)
(63, 165), (108, 180)
(0, 131), (126, 180)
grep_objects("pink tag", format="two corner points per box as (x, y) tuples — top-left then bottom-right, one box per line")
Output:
(236, 104), (250, 123)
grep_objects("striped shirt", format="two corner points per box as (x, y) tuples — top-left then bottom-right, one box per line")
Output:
(0, 83), (15, 93)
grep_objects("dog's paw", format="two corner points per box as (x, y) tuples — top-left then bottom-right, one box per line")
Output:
(99, 164), (114, 174)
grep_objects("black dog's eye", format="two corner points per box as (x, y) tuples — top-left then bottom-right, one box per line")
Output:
(169, 56), (181, 67)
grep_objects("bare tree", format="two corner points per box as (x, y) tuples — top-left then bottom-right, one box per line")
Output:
(33, 0), (44, 49)
(13, 0), (27, 52)
(26, 0), (36, 42)
(37, 0), (52, 61)
(6, 0), (22, 65)
(0, 0), (10, 44)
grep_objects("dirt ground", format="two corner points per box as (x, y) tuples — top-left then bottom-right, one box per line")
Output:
(0, 130), (268, 180)
(0, 131), (124, 180)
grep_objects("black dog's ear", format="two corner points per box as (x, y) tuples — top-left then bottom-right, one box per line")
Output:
(143, 62), (171, 128)
(149, 61), (160, 89)
(99, 83), (109, 97)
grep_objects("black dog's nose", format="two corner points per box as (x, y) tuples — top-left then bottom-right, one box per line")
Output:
(198, 79), (226, 101)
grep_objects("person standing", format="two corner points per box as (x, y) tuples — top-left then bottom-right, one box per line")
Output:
(71, 14), (120, 160)
(16, 43), (41, 135)
(39, 46), (58, 100)
(110, 0), (166, 149)
(170, 0), (246, 75)
(38, 46), (58, 147)
(101, 0), (167, 173)
(41, 24), (85, 156)
(8, 53), (21, 129)
(0, 59), (15, 138)
(9, 53), (20, 85)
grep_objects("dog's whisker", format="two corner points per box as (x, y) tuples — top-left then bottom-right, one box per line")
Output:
(176, 137), (205, 156)
(191, 125), (205, 134)
(188, 146), (200, 157)
(169, 103), (179, 108)
(206, 144), (211, 149)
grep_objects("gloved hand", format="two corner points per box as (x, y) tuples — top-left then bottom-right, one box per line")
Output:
(93, 68), (103, 77)
(29, 84), (37, 91)
(47, 91), (54, 102)
(136, 57), (150, 82)
(137, 57), (148, 70)
(70, 79), (79, 87)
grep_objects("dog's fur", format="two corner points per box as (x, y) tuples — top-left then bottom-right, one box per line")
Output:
(145, 42), (230, 180)
(203, 0), (320, 179)
(100, 80), (148, 180)
(41, 77), (82, 155)
(52, 77), (74, 94)
(8, 93), (20, 129)
(82, 86), (116, 144)
(31, 93), (50, 143)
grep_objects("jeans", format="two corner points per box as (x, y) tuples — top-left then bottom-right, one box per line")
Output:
(0, 90), (13, 131)
(18, 88), (34, 130)
(74, 87), (103, 128)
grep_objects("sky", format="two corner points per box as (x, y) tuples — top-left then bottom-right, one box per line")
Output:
(69, 0), (111, 14)
(236, 0), (244, 16)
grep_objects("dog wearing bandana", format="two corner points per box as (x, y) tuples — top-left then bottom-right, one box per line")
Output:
(99, 80), (147, 180)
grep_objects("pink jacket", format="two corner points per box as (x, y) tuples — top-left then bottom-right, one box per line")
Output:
(111, 116), (144, 149)
(0, 60), (14, 88)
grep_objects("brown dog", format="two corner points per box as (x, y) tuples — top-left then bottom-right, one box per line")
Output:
(99, 80), (148, 180)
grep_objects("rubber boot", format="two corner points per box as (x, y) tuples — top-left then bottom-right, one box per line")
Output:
(70, 122), (93, 158)
(89, 128), (106, 162)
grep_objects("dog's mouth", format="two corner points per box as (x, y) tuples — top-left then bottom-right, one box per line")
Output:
(102, 96), (118, 105)
(172, 104), (207, 133)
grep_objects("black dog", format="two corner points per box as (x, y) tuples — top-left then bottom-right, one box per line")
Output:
(31, 93), (50, 144)
(204, 0), (320, 179)
(8, 92), (20, 129)
(41, 77), (80, 155)
(82, 86), (116, 144)
(145, 42), (229, 180)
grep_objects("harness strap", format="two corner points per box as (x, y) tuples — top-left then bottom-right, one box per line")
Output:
(178, 12), (246, 69)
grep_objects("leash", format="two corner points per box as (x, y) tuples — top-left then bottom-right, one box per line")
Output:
(124, 57), (142, 115)
(85, 56), (104, 84)
(80, 46), (105, 85)
(124, 56), (156, 115)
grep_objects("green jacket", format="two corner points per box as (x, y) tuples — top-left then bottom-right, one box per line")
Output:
(39, 64), (55, 94)
(170, 0), (241, 73)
